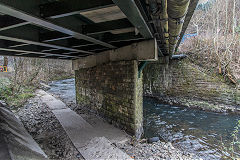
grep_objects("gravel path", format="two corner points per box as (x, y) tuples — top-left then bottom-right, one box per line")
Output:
(16, 96), (83, 160)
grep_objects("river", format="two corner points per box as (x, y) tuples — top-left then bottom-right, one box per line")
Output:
(144, 97), (240, 159)
(48, 78), (240, 159)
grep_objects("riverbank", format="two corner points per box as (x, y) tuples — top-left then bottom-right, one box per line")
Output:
(14, 87), (195, 160)
(12, 78), (240, 159)
(143, 59), (240, 113)
(143, 97), (240, 159)
(47, 79), (197, 159)
(145, 95), (240, 114)
(16, 95), (83, 160)
(116, 139), (195, 159)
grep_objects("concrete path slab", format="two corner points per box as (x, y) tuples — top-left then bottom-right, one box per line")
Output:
(52, 108), (96, 148)
(80, 137), (131, 160)
(80, 114), (130, 144)
(37, 90), (67, 110)
(38, 90), (132, 160)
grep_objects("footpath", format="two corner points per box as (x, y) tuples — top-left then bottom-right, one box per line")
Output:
(37, 89), (132, 160)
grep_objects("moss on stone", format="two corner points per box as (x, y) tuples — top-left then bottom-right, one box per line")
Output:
(143, 58), (240, 112)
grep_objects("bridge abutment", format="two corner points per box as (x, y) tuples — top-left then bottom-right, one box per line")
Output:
(75, 60), (143, 138)
(73, 40), (158, 138)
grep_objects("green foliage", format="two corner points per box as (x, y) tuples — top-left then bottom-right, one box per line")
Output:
(0, 57), (74, 109)
(236, 26), (240, 33)
(0, 78), (11, 99)
(0, 77), (35, 108)
(221, 120), (240, 159)
(5, 91), (34, 108)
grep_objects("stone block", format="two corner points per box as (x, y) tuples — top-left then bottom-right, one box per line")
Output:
(75, 60), (143, 138)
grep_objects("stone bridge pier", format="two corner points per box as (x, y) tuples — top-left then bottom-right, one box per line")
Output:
(72, 40), (157, 139)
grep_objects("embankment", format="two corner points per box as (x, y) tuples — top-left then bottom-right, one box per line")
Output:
(143, 58), (240, 113)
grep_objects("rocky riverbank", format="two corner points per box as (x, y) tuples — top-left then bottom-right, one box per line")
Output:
(116, 139), (195, 160)
(143, 59), (240, 114)
(48, 92), (196, 159)
(16, 96), (83, 160)
(14, 87), (196, 160)
(145, 95), (240, 114)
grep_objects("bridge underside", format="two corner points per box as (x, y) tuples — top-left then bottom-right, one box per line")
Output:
(0, 0), (198, 60)
(0, 0), (199, 137)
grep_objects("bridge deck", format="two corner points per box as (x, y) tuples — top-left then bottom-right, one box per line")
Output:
(0, 0), (198, 60)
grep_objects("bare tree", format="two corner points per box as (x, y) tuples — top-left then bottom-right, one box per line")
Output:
(179, 0), (240, 85)
(3, 57), (8, 67)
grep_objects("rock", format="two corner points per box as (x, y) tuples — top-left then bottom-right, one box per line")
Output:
(76, 153), (82, 158)
(148, 137), (160, 143)
(39, 82), (51, 91)
(0, 100), (7, 107)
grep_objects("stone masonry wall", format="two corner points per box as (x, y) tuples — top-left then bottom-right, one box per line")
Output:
(143, 58), (240, 112)
(75, 60), (143, 138)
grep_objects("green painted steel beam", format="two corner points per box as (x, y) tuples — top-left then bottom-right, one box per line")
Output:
(39, 20), (139, 43)
(112, 0), (153, 39)
(39, 31), (72, 42)
(112, 0), (153, 77)
(103, 32), (144, 43)
(0, 0), (42, 16)
(40, 0), (115, 19)
(0, 2), (116, 49)
(71, 32), (144, 49)
(0, 22), (30, 32)
(0, 24), (91, 56)
(73, 38), (144, 53)
(0, 47), (80, 58)
(82, 19), (133, 35)
(0, 23), (40, 42)
(9, 43), (29, 48)
(0, 15), (25, 28)
(0, 50), (74, 60)
(40, 18), (134, 42)
(50, 15), (87, 32)
(8, 44), (47, 52)
(0, 35), (92, 54)
(0, 39), (21, 48)
(138, 61), (148, 78)
(0, 24), (67, 50)
(40, 32), (143, 49)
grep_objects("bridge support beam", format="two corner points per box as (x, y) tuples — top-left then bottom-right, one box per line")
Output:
(72, 39), (157, 70)
(73, 40), (158, 138)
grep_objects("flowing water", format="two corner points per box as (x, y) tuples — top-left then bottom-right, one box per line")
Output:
(144, 97), (240, 159)
(48, 78), (76, 103)
(48, 79), (240, 159)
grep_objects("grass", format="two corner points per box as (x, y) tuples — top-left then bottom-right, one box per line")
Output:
(6, 90), (35, 107)
(0, 77), (35, 108)
(0, 72), (74, 108)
